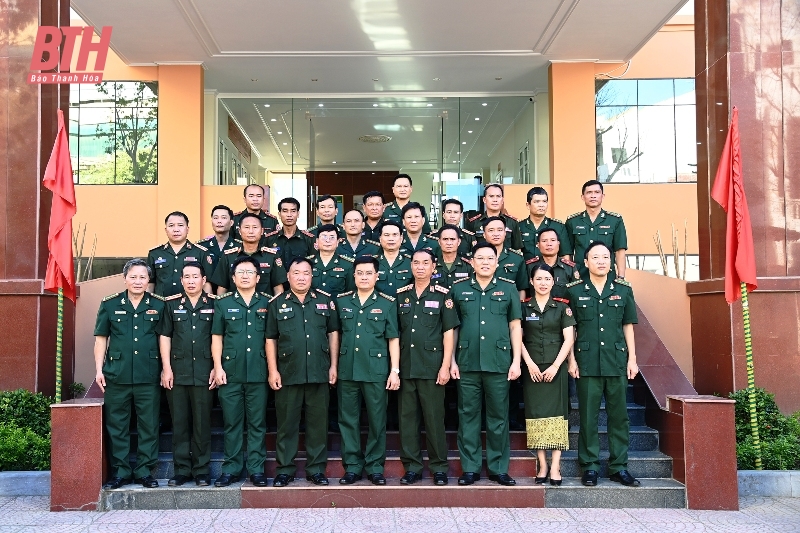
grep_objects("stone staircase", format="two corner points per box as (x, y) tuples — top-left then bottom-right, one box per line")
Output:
(103, 384), (685, 509)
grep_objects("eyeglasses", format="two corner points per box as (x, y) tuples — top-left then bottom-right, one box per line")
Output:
(234, 270), (257, 276)
(319, 235), (337, 241)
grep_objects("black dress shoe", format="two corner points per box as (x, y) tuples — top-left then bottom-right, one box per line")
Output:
(400, 471), (422, 485)
(367, 473), (386, 485)
(489, 473), (516, 486)
(195, 475), (210, 487)
(135, 475), (159, 488)
(168, 474), (192, 487)
(215, 473), (240, 487)
(272, 473), (294, 487)
(102, 477), (132, 490)
(339, 472), (363, 485)
(581, 470), (598, 486)
(458, 472), (480, 486)
(250, 473), (269, 487)
(609, 470), (641, 487)
(535, 465), (550, 484)
(433, 472), (448, 486)
(306, 473), (329, 486)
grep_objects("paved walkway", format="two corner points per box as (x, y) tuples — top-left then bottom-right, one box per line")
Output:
(1, 495), (799, 532)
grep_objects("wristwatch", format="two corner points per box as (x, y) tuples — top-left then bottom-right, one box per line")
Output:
(391, 368), (400, 375)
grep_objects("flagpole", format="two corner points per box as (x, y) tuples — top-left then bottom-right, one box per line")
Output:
(55, 287), (64, 403)
(740, 281), (762, 469)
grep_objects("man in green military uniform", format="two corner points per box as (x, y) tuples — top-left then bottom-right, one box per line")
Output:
(262, 197), (316, 266)
(336, 256), (400, 485)
(565, 180), (628, 280)
(525, 228), (580, 300)
(211, 214), (287, 296)
(483, 217), (528, 300)
(211, 256), (272, 487)
(147, 211), (213, 297)
(196, 205), (238, 287)
(309, 224), (355, 296)
(433, 224), (473, 290)
(232, 184), (279, 240)
(266, 257), (340, 487)
(375, 220), (413, 297)
(362, 191), (386, 242)
(464, 184), (522, 250)
(566, 241), (639, 488)
(396, 249), (460, 486)
(308, 194), (345, 239)
(399, 202), (440, 257)
(337, 209), (381, 259)
(450, 242), (522, 486)
(383, 174), (433, 234)
(95, 259), (165, 490)
(430, 199), (476, 257)
(519, 187), (572, 261)
(158, 262), (215, 487)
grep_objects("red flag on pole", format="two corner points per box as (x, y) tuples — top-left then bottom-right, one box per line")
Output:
(43, 109), (77, 302)
(710, 106), (757, 304)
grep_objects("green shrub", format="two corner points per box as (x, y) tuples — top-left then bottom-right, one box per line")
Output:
(0, 423), (50, 471)
(0, 389), (53, 438)
(730, 388), (800, 470)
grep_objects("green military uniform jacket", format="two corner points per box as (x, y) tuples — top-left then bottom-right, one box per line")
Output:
(196, 235), (238, 279)
(262, 227), (316, 266)
(566, 277), (637, 377)
(520, 296), (576, 366)
(309, 252), (356, 296)
(210, 245), (288, 293)
(232, 209), (279, 240)
(211, 290), (271, 383)
(432, 255), (473, 289)
(307, 223), (345, 239)
(363, 221), (383, 242)
(94, 291), (166, 385)
(465, 212), (523, 250)
(158, 292), (215, 386)
(399, 233), (440, 258)
(451, 277), (522, 373)
(565, 209), (627, 277)
(147, 241), (214, 297)
(336, 290), (399, 383)
(265, 289), (340, 386)
(496, 247), (529, 292)
(430, 227), (476, 257)
(396, 283), (460, 379)
(524, 256), (580, 300)
(383, 201), (433, 234)
(376, 253), (413, 297)
(518, 216), (573, 261)
(336, 237), (381, 259)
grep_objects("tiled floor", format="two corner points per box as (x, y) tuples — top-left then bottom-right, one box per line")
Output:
(0, 496), (799, 532)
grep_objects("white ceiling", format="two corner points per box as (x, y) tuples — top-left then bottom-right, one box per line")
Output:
(72, 0), (691, 95)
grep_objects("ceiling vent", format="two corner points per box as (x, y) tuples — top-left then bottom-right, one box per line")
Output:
(359, 135), (392, 143)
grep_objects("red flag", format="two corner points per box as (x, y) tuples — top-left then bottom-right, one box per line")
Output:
(710, 106), (757, 304)
(43, 109), (77, 302)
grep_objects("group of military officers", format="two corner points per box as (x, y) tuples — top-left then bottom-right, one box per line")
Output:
(95, 174), (640, 490)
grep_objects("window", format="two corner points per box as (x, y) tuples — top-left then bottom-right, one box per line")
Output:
(595, 79), (696, 183)
(518, 141), (530, 183)
(70, 81), (158, 184)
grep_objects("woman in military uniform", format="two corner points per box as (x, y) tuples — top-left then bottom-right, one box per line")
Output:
(520, 263), (575, 486)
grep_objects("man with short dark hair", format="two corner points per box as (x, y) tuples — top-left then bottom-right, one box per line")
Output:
(519, 187), (572, 261)
(266, 257), (340, 487)
(525, 228), (580, 300)
(147, 211), (213, 297)
(376, 220), (413, 297)
(232, 184), (279, 240)
(211, 255), (272, 488)
(197, 205), (238, 282)
(308, 194), (344, 238)
(383, 174), (432, 233)
(482, 216), (528, 301)
(430, 199), (476, 257)
(336, 255), (400, 486)
(362, 191), (386, 241)
(263, 197), (316, 266)
(399, 202), (440, 257)
(337, 209), (381, 259)
(465, 184), (522, 250)
(309, 224), (355, 297)
(565, 180), (628, 280)
(433, 224), (473, 290)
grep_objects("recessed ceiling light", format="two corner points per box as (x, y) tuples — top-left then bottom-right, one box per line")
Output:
(495, 77), (502, 80)
(457, 151), (461, 154)
(426, 103), (432, 107)
(412, 161), (417, 163)
(373, 103), (378, 107)
(372, 172), (375, 174)
(372, 161), (376, 164)
(372, 78), (379, 81)
(318, 103), (324, 107)
(475, 118), (480, 121)
(452, 160), (456, 163)
(335, 172), (338, 174)
(264, 104), (270, 107)
(251, 78), (258, 82)
(468, 130), (473, 133)
(433, 77), (440, 81)
(482, 103), (487, 106)
(462, 141), (467, 144)
(277, 131), (283, 134)
(271, 118), (277, 122)
(282, 142), (287, 145)
(288, 152), (292, 155)
(332, 161), (336, 164)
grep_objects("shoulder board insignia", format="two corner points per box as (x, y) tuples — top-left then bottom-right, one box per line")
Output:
(396, 284), (414, 293)
(234, 238), (243, 244)
(202, 235), (214, 241)
(268, 293), (281, 303)
(165, 293), (182, 301)
(265, 212), (278, 219)
(434, 284), (449, 294)
(149, 244), (164, 253)
(467, 213), (483, 222)
(224, 247), (240, 255)
(566, 280), (582, 287)
(504, 213), (518, 221)
(401, 253), (412, 259)
(193, 243), (208, 252)
(218, 292), (233, 299)
(551, 218), (563, 224)
(260, 292), (273, 299)
(498, 277), (515, 285)
(150, 293), (165, 301)
(264, 230), (280, 238)
(606, 211), (622, 218)
(427, 235), (439, 241)
(316, 289), (331, 297)
(308, 225), (319, 232)
(560, 257), (576, 267)
(523, 297), (532, 303)
(460, 256), (472, 262)
(339, 254), (354, 262)
(366, 239), (380, 246)
(615, 277), (631, 286)
(509, 248), (523, 256)
(566, 212), (581, 220)
(384, 202), (393, 207)
(233, 210), (244, 216)
(206, 292), (217, 299)
(461, 228), (475, 236)
(553, 297), (570, 304)
(378, 292), (396, 302)
(102, 292), (121, 302)
(525, 256), (540, 265)
(302, 230), (315, 239)
(452, 277), (470, 284)
(338, 291), (354, 297)
(260, 246), (278, 254)
(306, 254), (316, 260)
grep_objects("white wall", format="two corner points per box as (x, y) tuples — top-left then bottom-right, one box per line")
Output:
(489, 95), (550, 184)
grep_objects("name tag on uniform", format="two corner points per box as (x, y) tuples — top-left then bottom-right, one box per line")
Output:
(400, 303), (411, 308)
(146, 310), (158, 314)
(503, 263), (514, 268)
(600, 225), (611, 229)
(455, 273), (468, 277)
(526, 315), (539, 321)
(342, 308), (353, 313)
(257, 308), (267, 312)
(505, 228), (512, 233)
(316, 303), (328, 309)
(378, 271), (386, 275)
(114, 311), (126, 315)
(522, 232), (530, 237)
(431, 273), (442, 279)
(174, 310), (187, 314)
(260, 263), (270, 267)
(370, 309), (383, 314)
(398, 270), (409, 274)
(227, 309), (240, 312)
(333, 267), (345, 272)
(185, 257), (197, 262)
(463, 291), (473, 295)
(279, 308), (292, 313)
(610, 295), (622, 300)
(425, 301), (439, 308)
(155, 257), (166, 264)
(200, 309), (214, 313)
(493, 291), (505, 296)
(579, 297), (591, 301)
